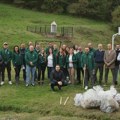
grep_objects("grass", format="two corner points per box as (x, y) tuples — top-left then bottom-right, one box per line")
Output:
(0, 3), (120, 120)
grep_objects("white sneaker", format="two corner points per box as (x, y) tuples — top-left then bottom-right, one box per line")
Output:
(85, 86), (88, 90)
(1, 81), (4, 85)
(9, 81), (12, 85)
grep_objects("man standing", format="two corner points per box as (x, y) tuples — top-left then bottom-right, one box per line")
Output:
(94, 44), (104, 85)
(81, 47), (95, 90)
(1, 42), (12, 85)
(114, 44), (120, 85)
(76, 46), (84, 84)
(25, 45), (38, 86)
(50, 65), (65, 91)
(88, 43), (96, 55)
(104, 44), (116, 85)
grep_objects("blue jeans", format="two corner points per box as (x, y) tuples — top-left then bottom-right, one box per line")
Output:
(26, 65), (36, 85)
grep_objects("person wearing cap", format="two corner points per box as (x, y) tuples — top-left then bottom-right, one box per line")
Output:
(0, 42), (12, 85)
(25, 45), (38, 86)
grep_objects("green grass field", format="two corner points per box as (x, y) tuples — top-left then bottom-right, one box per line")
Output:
(0, 3), (120, 120)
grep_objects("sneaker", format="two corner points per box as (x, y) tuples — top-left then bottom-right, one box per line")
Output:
(1, 81), (4, 85)
(9, 81), (12, 85)
(31, 84), (35, 86)
(85, 86), (88, 90)
(26, 84), (29, 87)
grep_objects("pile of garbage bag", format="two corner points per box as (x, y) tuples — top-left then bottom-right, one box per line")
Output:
(74, 86), (120, 113)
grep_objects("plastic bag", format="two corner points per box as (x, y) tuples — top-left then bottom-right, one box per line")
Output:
(80, 89), (101, 108)
(100, 96), (119, 113)
(114, 93), (120, 105)
(74, 93), (83, 106)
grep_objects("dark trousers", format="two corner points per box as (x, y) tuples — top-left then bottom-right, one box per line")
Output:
(14, 65), (21, 83)
(0, 65), (3, 82)
(114, 65), (119, 82)
(2, 62), (11, 82)
(23, 64), (26, 81)
(104, 68), (115, 85)
(77, 67), (84, 83)
(51, 80), (62, 91)
(84, 68), (94, 87)
(38, 65), (46, 82)
(94, 63), (104, 84)
(47, 67), (54, 79)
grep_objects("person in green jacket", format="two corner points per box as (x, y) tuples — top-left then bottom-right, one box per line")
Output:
(76, 47), (84, 84)
(37, 48), (46, 85)
(81, 47), (95, 90)
(53, 44), (58, 56)
(88, 43), (96, 55)
(12, 45), (23, 85)
(1, 42), (12, 85)
(25, 45), (38, 86)
(66, 47), (77, 84)
(56, 47), (66, 78)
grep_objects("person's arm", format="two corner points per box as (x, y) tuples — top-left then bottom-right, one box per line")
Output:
(108, 51), (116, 66)
(12, 53), (15, 67)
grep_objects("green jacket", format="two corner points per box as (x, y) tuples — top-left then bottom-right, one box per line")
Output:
(0, 48), (12, 63)
(89, 48), (96, 56)
(12, 52), (23, 66)
(53, 49), (58, 56)
(66, 54), (77, 69)
(38, 53), (46, 67)
(76, 52), (83, 68)
(81, 52), (95, 70)
(56, 53), (66, 68)
(25, 51), (38, 67)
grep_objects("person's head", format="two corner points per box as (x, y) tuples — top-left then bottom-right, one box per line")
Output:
(28, 41), (33, 46)
(49, 48), (53, 54)
(116, 44), (120, 50)
(85, 47), (90, 53)
(69, 47), (74, 54)
(41, 48), (45, 54)
(20, 43), (26, 49)
(55, 65), (60, 72)
(29, 45), (34, 52)
(62, 44), (66, 50)
(78, 46), (82, 52)
(3, 42), (8, 49)
(53, 44), (57, 50)
(14, 45), (19, 53)
(98, 44), (103, 50)
(88, 43), (92, 49)
(74, 45), (78, 50)
(35, 43), (40, 50)
(59, 47), (63, 53)
(48, 42), (53, 47)
(107, 44), (112, 50)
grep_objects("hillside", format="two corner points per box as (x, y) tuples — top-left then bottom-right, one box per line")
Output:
(0, 4), (115, 49)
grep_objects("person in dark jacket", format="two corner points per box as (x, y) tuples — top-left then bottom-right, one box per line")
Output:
(12, 45), (23, 85)
(94, 44), (104, 85)
(76, 46), (84, 84)
(50, 65), (65, 91)
(38, 48), (46, 85)
(20, 43), (26, 81)
(114, 44), (120, 85)
(1, 42), (12, 85)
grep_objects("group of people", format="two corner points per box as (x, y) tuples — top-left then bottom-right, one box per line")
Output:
(0, 41), (119, 91)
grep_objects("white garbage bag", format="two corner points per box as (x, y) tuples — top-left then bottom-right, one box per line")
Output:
(114, 93), (120, 105)
(80, 89), (101, 108)
(100, 96), (119, 113)
(98, 86), (117, 100)
(74, 93), (83, 106)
